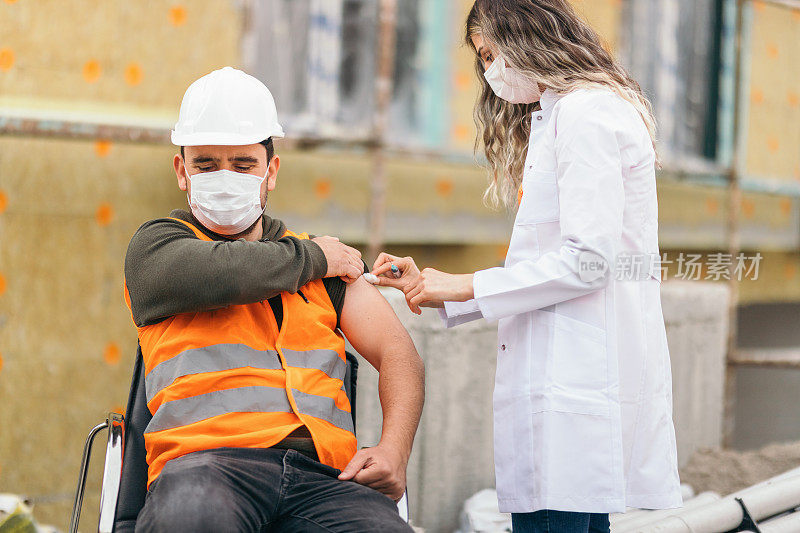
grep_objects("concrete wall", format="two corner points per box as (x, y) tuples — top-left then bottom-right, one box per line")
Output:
(355, 281), (729, 532)
(733, 366), (800, 450)
(733, 303), (800, 449)
(661, 281), (730, 466)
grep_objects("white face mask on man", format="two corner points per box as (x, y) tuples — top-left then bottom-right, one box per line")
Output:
(185, 163), (267, 235)
(483, 55), (542, 104)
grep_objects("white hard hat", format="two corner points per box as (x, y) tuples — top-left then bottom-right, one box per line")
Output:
(171, 66), (285, 146)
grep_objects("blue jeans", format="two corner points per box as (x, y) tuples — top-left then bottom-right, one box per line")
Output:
(512, 510), (610, 533)
(136, 447), (411, 532)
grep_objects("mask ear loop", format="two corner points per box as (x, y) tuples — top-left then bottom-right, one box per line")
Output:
(183, 159), (194, 207)
(258, 161), (270, 215)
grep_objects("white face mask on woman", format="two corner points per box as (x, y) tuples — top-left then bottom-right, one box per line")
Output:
(484, 55), (542, 104)
(185, 164), (267, 235)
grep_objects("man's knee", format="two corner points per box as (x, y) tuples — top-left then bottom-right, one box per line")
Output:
(311, 482), (413, 532)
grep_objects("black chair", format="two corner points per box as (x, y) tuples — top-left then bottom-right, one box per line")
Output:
(69, 346), (409, 533)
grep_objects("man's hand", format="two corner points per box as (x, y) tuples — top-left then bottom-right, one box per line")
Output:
(338, 444), (407, 501)
(312, 236), (363, 283)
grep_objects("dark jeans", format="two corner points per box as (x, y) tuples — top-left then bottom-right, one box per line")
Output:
(135, 447), (411, 532)
(511, 510), (610, 533)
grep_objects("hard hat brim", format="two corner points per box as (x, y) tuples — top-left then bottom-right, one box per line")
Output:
(171, 129), (285, 147)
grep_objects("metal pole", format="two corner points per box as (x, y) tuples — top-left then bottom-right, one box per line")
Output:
(722, 0), (746, 448)
(0, 116), (170, 144)
(69, 421), (108, 533)
(366, 0), (398, 262)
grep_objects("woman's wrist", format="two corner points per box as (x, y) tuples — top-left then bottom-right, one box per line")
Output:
(456, 273), (475, 301)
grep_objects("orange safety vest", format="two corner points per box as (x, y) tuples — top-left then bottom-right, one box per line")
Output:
(124, 218), (356, 488)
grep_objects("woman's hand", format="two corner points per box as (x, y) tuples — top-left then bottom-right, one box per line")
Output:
(404, 270), (474, 314)
(371, 253), (421, 291)
(372, 253), (474, 314)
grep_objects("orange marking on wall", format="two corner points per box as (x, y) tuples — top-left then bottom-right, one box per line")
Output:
(754, 0), (766, 12)
(0, 48), (14, 72)
(767, 136), (780, 153)
(705, 197), (719, 215)
(94, 139), (112, 157)
(495, 244), (509, 261)
(453, 124), (469, 141)
(96, 202), (114, 226)
(104, 343), (121, 365)
(766, 43), (779, 59)
(750, 88), (764, 104)
(435, 178), (454, 198)
(788, 91), (799, 109)
(3, 0), (18, 4)
(125, 62), (143, 86)
(83, 60), (101, 83)
(0, 352), (3, 374)
(741, 199), (755, 219)
(784, 263), (797, 280)
(314, 178), (331, 199)
(0, 190), (7, 213)
(0, 273), (6, 296)
(169, 5), (187, 26)
(792, 9), (800, 21)
(780, 198), (792, 216)
(454, 72), (471, 91)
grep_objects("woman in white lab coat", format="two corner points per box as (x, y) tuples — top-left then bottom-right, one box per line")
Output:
(372, 1), (682, 531)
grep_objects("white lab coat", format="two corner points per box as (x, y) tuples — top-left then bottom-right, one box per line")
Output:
(441, 89), (682, 514)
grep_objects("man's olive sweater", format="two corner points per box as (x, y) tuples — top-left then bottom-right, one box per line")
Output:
(124, 209), (347, 328)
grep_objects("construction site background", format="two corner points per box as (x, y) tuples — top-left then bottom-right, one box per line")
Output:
(1, 0), (799, 530)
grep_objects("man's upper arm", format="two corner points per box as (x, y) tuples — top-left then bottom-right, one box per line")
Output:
(338, 277), (415, 371)
(124, 218), (327, 326)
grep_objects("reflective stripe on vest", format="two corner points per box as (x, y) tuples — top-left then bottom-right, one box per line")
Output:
(144, 344), (346, 402)
(145, 385), (354, 434)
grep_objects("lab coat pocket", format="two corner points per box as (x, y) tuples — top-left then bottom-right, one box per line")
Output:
(550, 313), (610, 416)
(516, 170), (559, 225)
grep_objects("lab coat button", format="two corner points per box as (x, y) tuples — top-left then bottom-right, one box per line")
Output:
(501, 344), (506, 351)
(536, 115), (543, 121)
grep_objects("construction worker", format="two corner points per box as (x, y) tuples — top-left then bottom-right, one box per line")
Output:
(123, 67), (423, 532)
(372, 1), (683, 532)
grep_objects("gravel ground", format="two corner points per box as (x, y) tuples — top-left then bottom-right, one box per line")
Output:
(680, 440), (800, 496)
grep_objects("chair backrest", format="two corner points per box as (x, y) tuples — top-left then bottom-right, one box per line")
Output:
(112, 346), (149, 533)
(111, 346), (360, 533)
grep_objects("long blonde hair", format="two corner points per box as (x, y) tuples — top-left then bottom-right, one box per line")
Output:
(465, 0), (658, 208)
